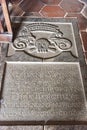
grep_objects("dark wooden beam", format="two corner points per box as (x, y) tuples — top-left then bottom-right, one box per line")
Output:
(0, 0), (13, 42)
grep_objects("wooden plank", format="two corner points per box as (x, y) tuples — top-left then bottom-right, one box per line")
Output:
(0, 21), (4, 33)
(1, 0), (12, 34)
(0, 33), (12, 42)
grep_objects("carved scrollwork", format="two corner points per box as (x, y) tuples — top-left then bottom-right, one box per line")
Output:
(13, 37), (28, 50)
(56, 38), (72, 50)
(12, 23), (78, 58)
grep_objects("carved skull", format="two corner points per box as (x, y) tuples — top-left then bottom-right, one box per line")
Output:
(36, 38), (49, 53)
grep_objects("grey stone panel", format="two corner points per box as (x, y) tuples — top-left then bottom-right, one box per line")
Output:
(11, 22), (78, 60)
(0, 18), (87, 124)
(44, 125), (87, 130)
(0, 126), (43, 130)
(0, 62), (87, 121)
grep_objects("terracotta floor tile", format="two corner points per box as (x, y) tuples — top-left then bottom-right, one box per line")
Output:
(10, 0), (22, 4)
(66, 13), (87, 31)
(82, 5), (87, 18)
(41, 0), (62, 4)
(11, 4), (24, 16)
(40, 5), (66, 17)
(20, 0), (44, 12)
(81, 32), (87, 51)
(60, 0), (84, 13)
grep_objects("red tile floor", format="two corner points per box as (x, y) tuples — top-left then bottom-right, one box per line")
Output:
(7, 0), (87, 63)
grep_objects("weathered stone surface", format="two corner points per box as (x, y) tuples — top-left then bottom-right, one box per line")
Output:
(0, 126), (43, 130)
(0, 18), (87, 125)
(44, 125), (87, 130)
(0, 62), (87, 121)
(0, 125), (87, 130)
(10, 22), (78, 59)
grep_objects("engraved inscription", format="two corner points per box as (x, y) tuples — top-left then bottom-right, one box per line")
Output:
(12, 23), (78, 59)
(0, 62), (87, 121)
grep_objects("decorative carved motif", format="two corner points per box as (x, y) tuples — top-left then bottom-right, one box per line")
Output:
(13, 23), (77, 59)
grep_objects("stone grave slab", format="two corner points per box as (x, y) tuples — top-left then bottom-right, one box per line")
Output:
(0, 18), (87, 124)
(0, 62), (87, 121)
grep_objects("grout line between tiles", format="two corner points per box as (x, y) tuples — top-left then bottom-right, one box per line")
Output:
(39, 4), (47, 15)
(58, 0), (64, 6)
